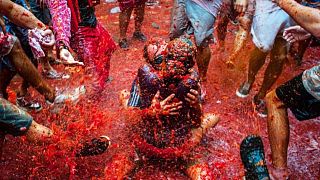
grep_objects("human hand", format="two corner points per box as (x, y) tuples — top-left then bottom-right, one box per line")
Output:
(283, 26), (312, 43)
(40, 29), (55, 48)
(59, 48), (84, 66)
(185, 89), (200, 108)
(234, 0), (248, 14)
(150, 91), (183, 116)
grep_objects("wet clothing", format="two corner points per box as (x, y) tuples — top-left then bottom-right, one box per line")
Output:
(0, 33), (16, 58)
(169, 0), (220, 46)
(254, 0), (280, 16)
(220, 0), (255, 21)
(251, 7), (295, 52)
(276, 73), (320, 121)
(29, 0), (52, 25)
(191, 0), (222, 17)
(302, 65), (320, 100)
(46, 0), (116, 89)
(78, 0), (97, 27)
(128, 64), (201, 148)
(70, 22), (115, 85)
(0, 24), (36, 72)
(0, 98), (32, 136)
(301, 0), (320, 8)
(118, 0), (147, 11)
(128, 78), (141, 107)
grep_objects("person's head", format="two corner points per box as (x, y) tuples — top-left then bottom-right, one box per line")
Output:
(143, 38), (168, 70)
(165, 37), (196, 79)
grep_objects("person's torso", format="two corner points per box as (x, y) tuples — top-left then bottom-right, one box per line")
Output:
(137, 64), (201, 148)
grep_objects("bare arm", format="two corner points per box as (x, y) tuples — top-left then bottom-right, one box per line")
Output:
(276, 0), (320, 37)
(0, 0), (46, 30)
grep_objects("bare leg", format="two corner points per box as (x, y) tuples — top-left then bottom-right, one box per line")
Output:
(189, 113), (219, 146)
(265, 90), (289, 179)
(7, 39), (55, 102)
(119, 7), (134, 40)
(119, 89), (130, 108)
(134, 4), (145, 33)
(0, 68), (15, 99)
(289, 38), (310, 66)
(216, 14), (229, 51)
(25, 120), (53, 144)
(255, 38), (287, 100)
(196, 46), (211, 82)
(226, 16), (251, 68)
(247, 47), (268, 86)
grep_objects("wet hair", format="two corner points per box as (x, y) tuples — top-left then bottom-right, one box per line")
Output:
(166, 37), (196, 69)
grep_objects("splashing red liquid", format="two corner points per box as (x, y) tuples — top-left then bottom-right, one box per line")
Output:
(1, 0), (319, 179)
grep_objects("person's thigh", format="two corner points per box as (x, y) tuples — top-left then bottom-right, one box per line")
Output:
(251, 10), (294, 52)
(185, 0), (215, 46)
(169, 0), (189, 39)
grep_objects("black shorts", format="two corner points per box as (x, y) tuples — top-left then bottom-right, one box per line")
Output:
(276, 73), (320, 121)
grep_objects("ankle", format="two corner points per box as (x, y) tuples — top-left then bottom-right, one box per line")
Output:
(269, 165), (289, 180)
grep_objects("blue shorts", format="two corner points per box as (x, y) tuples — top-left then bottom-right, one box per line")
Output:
(0, 98), (33, 136)
(169, 0), (216, 47)
(28, 0), (52, 25)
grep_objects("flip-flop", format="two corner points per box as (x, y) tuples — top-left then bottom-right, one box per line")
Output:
(76, 135), (111, 157)
(240, 135), (270, 180)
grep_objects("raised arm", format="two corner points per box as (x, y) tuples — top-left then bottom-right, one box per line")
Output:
(0, 0), (46, 30)
(276, 0), (320, 37)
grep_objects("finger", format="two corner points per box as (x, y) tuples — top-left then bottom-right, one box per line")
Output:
(172, 101), (183, 106)
(162, 94), (175, 105)
(242, 5), (247, 13)
(190, 89), (199, 95)
(169, 112), (179, 116)
(185, 97), (191, 103)
(235, 5), (240, 13)
(237, 6), (241, 13)
(170, 104), (183, 110)
(152, 91), (160, 104)
(186, 93), (196, 100)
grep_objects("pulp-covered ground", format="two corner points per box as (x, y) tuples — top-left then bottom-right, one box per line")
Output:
(1, 0), (319, 179)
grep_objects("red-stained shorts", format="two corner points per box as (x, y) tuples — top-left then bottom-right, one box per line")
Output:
(0, 33), (17, 57)
(71, 22), (116, 90)
(118, 0), (146, 11)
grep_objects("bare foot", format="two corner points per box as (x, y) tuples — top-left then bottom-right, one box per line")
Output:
(119, 89), (130, 108)
(269, 166), (289, 180)
(25, 121), (53, 144)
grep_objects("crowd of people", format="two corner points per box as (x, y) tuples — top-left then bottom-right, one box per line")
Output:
(0, 0), (319, 179)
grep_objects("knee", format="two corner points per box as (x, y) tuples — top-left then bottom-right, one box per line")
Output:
(266, 90), (284, 109)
